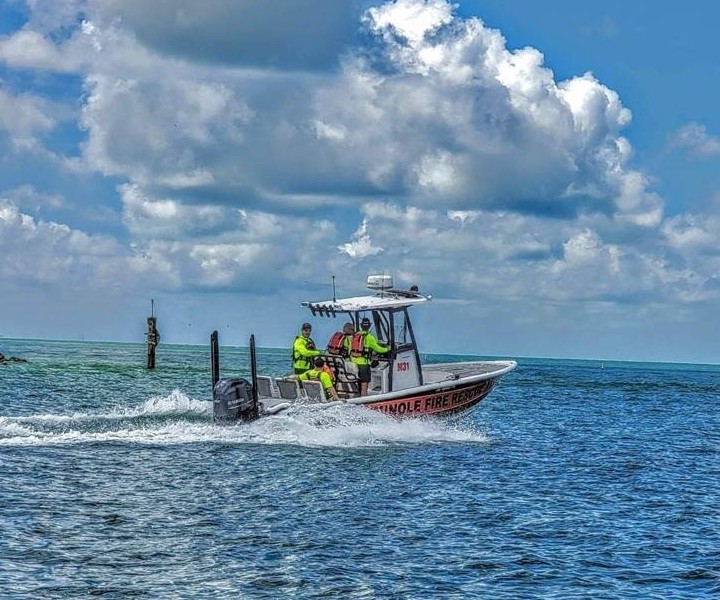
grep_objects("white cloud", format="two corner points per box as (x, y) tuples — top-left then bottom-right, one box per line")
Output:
(555, 229), (623, 276)
(313, 0), (658, 225)
(337, 201), (717, 312)
(119, 184), (229, 239)
(0, 29), (67, 71)
(669, 122), (720, 157)
(93, 0), (363, 71)
(338, 218), (384, 259)
(4, 185), (66, 212)
(0, 16), (101, 73)
(3, 0), (663, 222)
(79, 73), (254, 186)
(0, 87), (56, 146)
(365, 0), (453, 46)
(0, 190), (342, 300)
(22, 0), (88, 36)
(0, 197), (129, 289)
(662, 214), (720, 253)
(2, 0), (720, 358)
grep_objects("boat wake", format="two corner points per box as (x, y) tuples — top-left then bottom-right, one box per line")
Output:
(0, 390), (490, 448)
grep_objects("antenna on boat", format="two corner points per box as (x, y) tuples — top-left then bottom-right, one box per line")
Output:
(332, 275), (336, 302)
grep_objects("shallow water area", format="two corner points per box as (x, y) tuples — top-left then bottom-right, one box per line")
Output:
(1, 339), (719, 598)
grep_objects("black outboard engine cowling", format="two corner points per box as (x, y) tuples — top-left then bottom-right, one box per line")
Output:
(213, 377), (259, 423)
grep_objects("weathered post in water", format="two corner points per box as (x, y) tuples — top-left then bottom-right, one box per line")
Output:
(146, 299), (160, 369)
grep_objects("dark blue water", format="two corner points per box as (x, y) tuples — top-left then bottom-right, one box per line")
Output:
(1, 339), (719, 598)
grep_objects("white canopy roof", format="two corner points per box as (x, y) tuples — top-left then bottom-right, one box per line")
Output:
(302, 290), (430, 314)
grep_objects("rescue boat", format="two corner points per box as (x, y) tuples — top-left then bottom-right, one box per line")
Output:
(211, 275), (516, 423)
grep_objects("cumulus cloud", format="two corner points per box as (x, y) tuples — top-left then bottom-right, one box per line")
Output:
(662, 213), (720, 255)
(120, 184), (230, 239)
(0, 29), (68, 71)
(94, 0), (365, 71)
(3, 0), (662, 221)
(2, 0), (720, 355)
(4, 185), (66, 212)
(0, 197), (129, 290)
(341, 201), (715, 310)
(79, 73), (254, 187)
(338, 218), (384, 258)
(0, 193), (340, 299)
(313, 0), (662, 226)
(0, 87), (57, 147)
(668, 122), (720, 157)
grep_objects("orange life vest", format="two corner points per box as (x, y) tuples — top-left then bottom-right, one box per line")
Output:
(322, 363), (335, 382)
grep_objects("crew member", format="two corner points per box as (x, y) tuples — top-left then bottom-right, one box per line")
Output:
(350, 316), (389, 396)
(327, 322), (355, 357)
(298, 357), (340, 401)
(293, 322), (321, 375)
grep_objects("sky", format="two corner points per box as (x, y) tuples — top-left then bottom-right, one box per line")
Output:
(1, 0), (720, 364)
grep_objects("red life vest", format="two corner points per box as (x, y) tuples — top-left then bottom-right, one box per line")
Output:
(350, 332), (368, 358)
(327, 332), (348, 356)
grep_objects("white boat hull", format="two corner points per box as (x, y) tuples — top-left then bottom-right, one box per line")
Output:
(259, 360), (516, 419)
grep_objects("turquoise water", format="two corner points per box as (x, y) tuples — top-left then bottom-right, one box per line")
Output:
(1, 339), (719, 598)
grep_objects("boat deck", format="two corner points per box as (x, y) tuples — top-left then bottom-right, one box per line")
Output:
(421, 360), (516, 383)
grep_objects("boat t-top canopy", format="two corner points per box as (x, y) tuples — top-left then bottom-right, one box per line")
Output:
(302, 275), (430, 316)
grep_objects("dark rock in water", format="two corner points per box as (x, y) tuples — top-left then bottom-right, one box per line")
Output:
(0, 352), (27, 364)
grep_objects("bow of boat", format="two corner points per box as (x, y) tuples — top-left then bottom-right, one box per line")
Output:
(345, 360), (517, 417)
(422, 360), (517, 385)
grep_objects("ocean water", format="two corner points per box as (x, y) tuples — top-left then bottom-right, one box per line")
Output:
(1, 338), (719, 599)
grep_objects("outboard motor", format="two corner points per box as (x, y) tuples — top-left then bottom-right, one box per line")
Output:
(210, 330), (260, 424)
(213, 377), (258, 423)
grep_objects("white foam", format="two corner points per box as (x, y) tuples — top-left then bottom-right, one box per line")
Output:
(4, 390), (209, 425)
(113, 389), (211, 418)
(0, 417), (36, 437)
(0, 393), (489, 448)
(249, 404), (490, 447)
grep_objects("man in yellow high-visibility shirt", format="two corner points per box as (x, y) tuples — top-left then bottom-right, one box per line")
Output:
(292, 322), (321, 375)
(349, 316), (389, 396)
(298, 357), (339, 401)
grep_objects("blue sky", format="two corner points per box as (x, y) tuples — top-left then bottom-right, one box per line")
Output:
(1, 0), (720, 364)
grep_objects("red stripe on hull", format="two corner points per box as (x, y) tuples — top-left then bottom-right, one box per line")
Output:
(364, 379), (497, 417)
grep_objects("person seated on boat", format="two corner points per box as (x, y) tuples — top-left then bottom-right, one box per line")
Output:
(350, 317), (389, 396)
(320, 356), (335, 382)
(293, 322), (321, 375)
(298, 357), (340, 401)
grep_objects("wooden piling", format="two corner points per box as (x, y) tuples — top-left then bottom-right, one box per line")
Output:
(146, 299), (160, 369)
